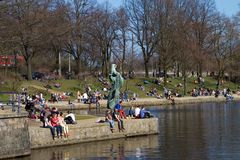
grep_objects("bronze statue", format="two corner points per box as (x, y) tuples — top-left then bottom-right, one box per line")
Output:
(107, 64), (124, 110)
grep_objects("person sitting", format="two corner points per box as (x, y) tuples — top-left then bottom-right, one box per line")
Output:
(115, 100), (126, 119)
(134, 106), (141, 118)
(51, 107), (59, 115)
(156, 93), (163, 99)
(112, 109), (125, 132)
(226, 93), (234, 101)
(64, 111), (77, 124)
(105, 109), (114, 133)
(128, 106), (135, 118)
(140, 107), (152, 118)
(59, 112), (69, 137)
(54, 83), (61, 88)
(40, 107), (51, 127)
(82, 92), (88, 103)
(50, 113), (63, 139)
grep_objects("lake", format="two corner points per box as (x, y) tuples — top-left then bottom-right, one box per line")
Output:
(17, 101), (240, 160)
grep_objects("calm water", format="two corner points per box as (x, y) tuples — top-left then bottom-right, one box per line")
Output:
(17, 101), (240, 160)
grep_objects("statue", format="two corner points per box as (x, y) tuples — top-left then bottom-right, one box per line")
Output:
(107, 64), (124, 110)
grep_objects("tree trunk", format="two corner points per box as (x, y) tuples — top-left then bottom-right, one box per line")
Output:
(163, 68), (167, 86)
(177, 63), (180, 77)
(158, 66), (161, 78)
(216, 60), (221, 89)
(58, 52), (62, 77)
(158, 56), (161, 78)
(122, 33), (126, 76)
(76, 58), (81, 79)
(102, 55), (105, 77)
(26, 58), (32, 80)
(183, 72), (187, 96)
(198, 62), (203, 77)
(105, 59), (109, 78)
(144, 60), (149, 78)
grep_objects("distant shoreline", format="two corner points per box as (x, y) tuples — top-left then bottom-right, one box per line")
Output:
(49, 95), (240, 110)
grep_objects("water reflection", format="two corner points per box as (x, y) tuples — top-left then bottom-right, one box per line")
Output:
(152, 101), (240, 160)
(14, 102), (240, 160)
(28, 135), (158, 160)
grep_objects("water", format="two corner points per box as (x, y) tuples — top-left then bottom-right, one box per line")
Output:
(17, 101), (240, 160)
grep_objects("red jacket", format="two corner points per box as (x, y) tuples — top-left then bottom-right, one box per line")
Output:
(51, 117), (59, 127)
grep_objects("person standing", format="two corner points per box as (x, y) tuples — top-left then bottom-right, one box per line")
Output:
(77, 91), (81, 103)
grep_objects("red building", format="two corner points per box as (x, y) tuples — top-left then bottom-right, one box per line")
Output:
(0, 55), (24, 66)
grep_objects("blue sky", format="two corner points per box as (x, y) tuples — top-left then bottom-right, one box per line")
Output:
(97, 0), (240, 17)
(216, 0), (240, 16)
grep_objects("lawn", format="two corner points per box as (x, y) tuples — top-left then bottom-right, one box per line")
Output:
(75, 114), (97, 120)
(0, 76), (239, 101)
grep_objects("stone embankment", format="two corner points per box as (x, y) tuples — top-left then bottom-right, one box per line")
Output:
(29, 117), (159, 149)
(0, 113), (30, 159)
(1, 95), (238, 159)
(0, 111), (159, 159)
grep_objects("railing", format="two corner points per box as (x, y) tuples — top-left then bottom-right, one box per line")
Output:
(0, 92), (22, 114)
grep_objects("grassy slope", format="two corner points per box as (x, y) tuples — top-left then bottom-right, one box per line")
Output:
(0, 76), (239, 101)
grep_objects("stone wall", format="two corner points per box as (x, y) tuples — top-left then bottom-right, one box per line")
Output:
(0, 114), (30, 159)
(0, 115), (158, 159)
(29, 118), (159, 149)
(29, 135), (159, 159)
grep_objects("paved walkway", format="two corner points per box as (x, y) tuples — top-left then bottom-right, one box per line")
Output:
(1, 95), (239, 115)
(47, 94), (240, 110)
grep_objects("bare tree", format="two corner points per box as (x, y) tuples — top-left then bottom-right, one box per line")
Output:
(188, 0), (216, 76)
(46, 0), (70, 77)
(174, 0), (195, 95)
(125, 0), (159, 77)
(212, 14), (238, 87)
(153, 0), (178, 85)
(88, 4), (117, 77)
(115, 7), (129, 75)
(1, 0), (51, 80)
(64, 0), (93, 77)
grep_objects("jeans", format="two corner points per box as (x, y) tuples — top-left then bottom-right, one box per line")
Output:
(46, 125), (62, 139)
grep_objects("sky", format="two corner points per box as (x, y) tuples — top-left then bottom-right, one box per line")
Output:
(97, 0), (240, 17)
(215, 0), (240, 16)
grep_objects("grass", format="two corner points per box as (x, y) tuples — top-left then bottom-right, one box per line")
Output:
(0, 76), (239, 101)
(75, 114), (97, 120)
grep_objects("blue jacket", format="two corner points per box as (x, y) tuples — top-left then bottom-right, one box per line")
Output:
(115, 103), (122, 110)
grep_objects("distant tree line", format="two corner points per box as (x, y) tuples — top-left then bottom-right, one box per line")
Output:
(0, 0), (239, 85)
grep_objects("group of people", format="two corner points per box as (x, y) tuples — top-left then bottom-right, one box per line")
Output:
(105, 101), (126, 133)
(191, 87), (233, 99)
(77, 89), (101, 104)
(40, 107), (76, 140)
(104, 101), (153, 132)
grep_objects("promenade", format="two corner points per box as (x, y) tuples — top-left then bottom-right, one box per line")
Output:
(0, 95), (239, 114)
(48, 95), (240, 111)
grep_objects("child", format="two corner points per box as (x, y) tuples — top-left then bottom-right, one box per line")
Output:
(59, 112), (69, 137)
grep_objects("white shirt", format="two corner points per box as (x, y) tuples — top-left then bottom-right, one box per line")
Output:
(83, 93), (88, 99)
(65, 113), (76, 122)
(135, 107), (140, 117)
